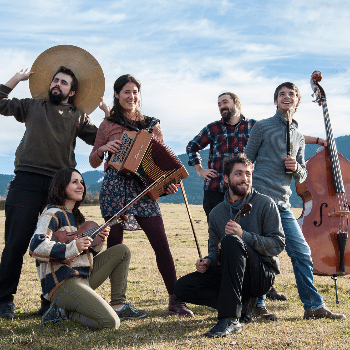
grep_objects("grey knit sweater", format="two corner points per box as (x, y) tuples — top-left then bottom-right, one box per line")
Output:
(245, 110), (307, 208)
(206, 189), (285, 274)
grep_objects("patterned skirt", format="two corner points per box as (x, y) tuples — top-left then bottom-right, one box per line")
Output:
(99, 167), (161, 231)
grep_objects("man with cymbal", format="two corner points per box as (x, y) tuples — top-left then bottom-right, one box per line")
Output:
(0, 45), (104, 319)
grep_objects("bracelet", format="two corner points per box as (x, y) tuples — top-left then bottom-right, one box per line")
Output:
(316, 137), (319, 145)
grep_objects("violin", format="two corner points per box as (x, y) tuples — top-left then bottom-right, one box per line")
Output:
(52, 217), (124, 247)
(217, 203), (253, 264)
(296, 71), (350, 279)
(52, 176), (166, 249)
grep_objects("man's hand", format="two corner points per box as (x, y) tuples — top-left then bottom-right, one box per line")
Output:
(194, 164), (218, 180)
(225, 220), (243, 237)
(5, 69), (34, 89)
(196, 258), (210, 273)
(284, 156), (297, 172)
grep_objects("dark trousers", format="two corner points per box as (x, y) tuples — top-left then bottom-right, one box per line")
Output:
(174, 235), (275, 319)
(203, 190), (225, 221)
(104, 215), (177, 295)
(0, 171), (52, 303)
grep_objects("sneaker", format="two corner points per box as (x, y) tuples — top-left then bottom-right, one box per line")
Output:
(114, 302), (147, 321)
(204, 318), (242, 338)
(41, 303), (66, 325)
(252, 306), (277, 321)
(304, 307), (346, 320)
(168, 294), (194, 317)
(266, 286), (287, 301)
(0, 301), (16, 319)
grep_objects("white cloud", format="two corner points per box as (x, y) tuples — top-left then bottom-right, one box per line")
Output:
(0, 0), (349, 175)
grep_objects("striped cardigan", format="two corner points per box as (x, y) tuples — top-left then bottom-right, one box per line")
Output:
(29, 206), (104, 300)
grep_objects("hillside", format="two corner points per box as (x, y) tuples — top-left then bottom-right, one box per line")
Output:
(0, 134), (349, 208)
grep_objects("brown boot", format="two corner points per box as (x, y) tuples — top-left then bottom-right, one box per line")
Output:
(304, 307), (346, 320)
(266, 286), (287, 301)
(252, 306), (277, 321)
(168, 295), (194, 317)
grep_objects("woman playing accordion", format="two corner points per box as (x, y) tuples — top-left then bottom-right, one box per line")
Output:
(89, 74), (193, 317)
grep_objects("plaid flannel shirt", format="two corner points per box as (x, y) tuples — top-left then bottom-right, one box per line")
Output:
(186, 115), (256, 193)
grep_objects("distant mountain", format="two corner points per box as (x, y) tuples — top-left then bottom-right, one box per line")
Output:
(0, 134), (349, 207)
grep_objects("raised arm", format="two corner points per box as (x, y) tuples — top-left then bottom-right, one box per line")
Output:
(5, 69), (33, 89)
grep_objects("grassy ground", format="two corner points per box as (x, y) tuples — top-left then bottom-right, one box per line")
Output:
(0, 204), (349, 349)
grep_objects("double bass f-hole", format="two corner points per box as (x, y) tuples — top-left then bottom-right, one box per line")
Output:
(313, 202), (328, 227)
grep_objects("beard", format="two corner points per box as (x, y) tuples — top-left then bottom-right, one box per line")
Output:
(228, 178), (251, 197)
(48, 87), (69, 105)
(220, 107), (237, 122)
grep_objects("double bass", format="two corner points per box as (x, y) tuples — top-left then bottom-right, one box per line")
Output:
(296, 71), (350, 300)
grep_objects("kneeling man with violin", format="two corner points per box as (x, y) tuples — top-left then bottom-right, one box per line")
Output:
(174, 154), (285, 338)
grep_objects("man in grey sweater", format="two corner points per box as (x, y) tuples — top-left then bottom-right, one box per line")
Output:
(0, 66), (98, 319)
(245, 82), (345, 320)
(174, 154), (285, 338)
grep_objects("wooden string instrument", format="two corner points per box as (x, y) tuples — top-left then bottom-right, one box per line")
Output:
(52, 176), (166, 247)
(296, 71), (350, 279)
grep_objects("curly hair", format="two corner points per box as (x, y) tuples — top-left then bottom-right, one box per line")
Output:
(223, 154), (254, 178)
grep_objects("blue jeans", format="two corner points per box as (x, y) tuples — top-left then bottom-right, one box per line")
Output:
(278, 206), (324, 311)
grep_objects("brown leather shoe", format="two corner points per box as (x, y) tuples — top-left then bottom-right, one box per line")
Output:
(168, 295), (194, 317)
(252, 306), (277, 321)
(304, 307), (346, 320)
(266, 286), (287, 301)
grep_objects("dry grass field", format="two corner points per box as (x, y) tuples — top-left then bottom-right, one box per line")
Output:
(0, 204), (349, 349)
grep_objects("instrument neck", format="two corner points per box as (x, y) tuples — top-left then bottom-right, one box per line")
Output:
(321, 98), (345, 193)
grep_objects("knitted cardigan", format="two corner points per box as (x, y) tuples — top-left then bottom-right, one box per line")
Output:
(29, 206), (104, 300)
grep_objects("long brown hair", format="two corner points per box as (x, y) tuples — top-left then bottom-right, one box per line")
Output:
(48, 168), (86, 225)
(107, 74), (145, 128)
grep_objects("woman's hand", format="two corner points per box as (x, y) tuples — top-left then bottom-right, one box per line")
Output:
(165, 183), (179, 195)
(97, 140), (121, 159)
(99, 97), (111, 118)
(98, 227), (110, 242)
(77, 236), (93, 251)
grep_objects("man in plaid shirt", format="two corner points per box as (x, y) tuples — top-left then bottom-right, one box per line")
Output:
(186, 92), (288, 314)
(186, 92), (255, 219)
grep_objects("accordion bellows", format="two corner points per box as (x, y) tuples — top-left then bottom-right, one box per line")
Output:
(109, 130), (188, 200)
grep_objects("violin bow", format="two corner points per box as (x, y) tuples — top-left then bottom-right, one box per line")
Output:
(180, 181), (202, 260)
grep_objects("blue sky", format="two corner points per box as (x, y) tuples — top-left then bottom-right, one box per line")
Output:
(1, 0), (349, 174)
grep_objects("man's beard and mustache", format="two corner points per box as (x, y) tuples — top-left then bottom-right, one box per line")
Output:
(48, 87), (70, 105)
(220, 107), (238, 122)
(228, 178), (251, 197)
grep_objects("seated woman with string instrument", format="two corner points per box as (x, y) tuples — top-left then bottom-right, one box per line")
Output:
(29, 168), (146, 329)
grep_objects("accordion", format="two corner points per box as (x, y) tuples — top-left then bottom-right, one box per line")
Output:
(109, 129), (188, 200)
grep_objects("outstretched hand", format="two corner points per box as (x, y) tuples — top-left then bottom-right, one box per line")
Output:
(99, 97), (111, 117)
(5, 69), (34, 89)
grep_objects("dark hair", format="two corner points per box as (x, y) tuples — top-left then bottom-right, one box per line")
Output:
(218, 92), (241, 113)
(107, 74), (142, 126)
(223, 154), (254, 178)
(52, 66), (79, 105)
(48, 168), (86, 225)
(274, 82), (301, 111)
